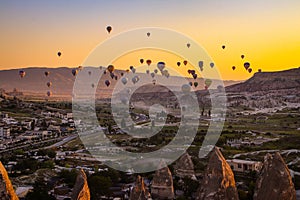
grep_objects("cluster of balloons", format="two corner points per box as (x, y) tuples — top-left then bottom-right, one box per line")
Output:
(221, 45), (260, 73)
(44, 71), (52, 97)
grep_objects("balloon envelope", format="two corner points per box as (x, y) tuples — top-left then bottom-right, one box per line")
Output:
(106, 26), (112, 33)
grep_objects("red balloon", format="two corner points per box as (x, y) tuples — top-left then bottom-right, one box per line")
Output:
(146, 59), (152, 66)
(183, 60), (188, 66)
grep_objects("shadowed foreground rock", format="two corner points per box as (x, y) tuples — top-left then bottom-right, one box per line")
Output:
(0, 162), (19, 200)
(130, 175), (151, 200)
(253, 152), (296, 200)
(71, 169), (90, 200)
(174, 152), (195, 179)
(196, 148), (239, 200)
(151, 162), (174, 199)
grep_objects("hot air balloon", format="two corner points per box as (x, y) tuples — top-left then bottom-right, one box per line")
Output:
(205, 79), (212, 89)
(154, 69), (158, 74)
(72, 69), (78, 76)
(222, 45), (225, 49)
(106, 26), (112, 33)
(121, 72), (124, 76)
(45, 71), (50, 77)
(181, 84), (191, 94)
(107, 65), (114, 73)
(241, 55), (245, 59)
(46, 82), (52, 88)
(121, 77), (128, 85)
(194, 82), (198, 87)
(146, 70), (150, 74)
(150, 72), (155, 78)
(189, 82), (193, 86)
(193, 73), (197, 79)
(258, 69), (262, 72)
(146, 59), (152, 66)
(105, 80), (110, 87)
(198, 61), (203, 68)
(183, 60), (188, 66)
(88, 71), (92, 76)
(157, 62), (165, 71)
(187, 43), (191, 48)
(19, 70), (26, 78)
(47, 91), (52, 97)
(104, 70), (107, 75)
(177, 62), (181, 67)
(244, 62), (250, 70)
(115, 76), (118, 80)
(140, 59), (144, 64)
(210, 62), (215, 68)
(152, 79), (156, 85)
(110, 72), (115, 79)
(248, 68), (252, 73)
(147, 32), (150, 37)
(126, 69), (130, 73)
(91, 83), (95, 88)
(57, 52), (61, 57)
(78, 66), (83, 70)
(232, 66), (236, 71)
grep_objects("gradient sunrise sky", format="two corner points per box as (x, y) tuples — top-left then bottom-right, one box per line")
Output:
(0, 0), (299, 80)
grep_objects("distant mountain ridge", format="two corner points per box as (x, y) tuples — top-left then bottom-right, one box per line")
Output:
(226, 67), (300, 93)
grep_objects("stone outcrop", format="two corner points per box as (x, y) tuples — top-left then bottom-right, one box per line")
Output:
(253, 152), (296, 200)
(174, 152), (195, 178)
(0, 162), (19, 200)
(151, 162), (174, 199)
(130, 175), (151, 200)
(196, 148), (239, 200)
(71, 169), (90, 200)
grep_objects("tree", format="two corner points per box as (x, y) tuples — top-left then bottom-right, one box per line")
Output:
(88, 175), (112, 200)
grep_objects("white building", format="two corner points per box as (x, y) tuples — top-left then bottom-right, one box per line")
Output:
(227, 159), (262, 172)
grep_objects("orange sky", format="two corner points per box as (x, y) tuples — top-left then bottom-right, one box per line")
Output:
(0, 1), (299, 80)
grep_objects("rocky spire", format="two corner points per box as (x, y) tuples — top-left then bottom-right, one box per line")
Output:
(130, 175), (151, 200)
(196, 147), (239, 200)
(253, 152), (296, 200)
(0, 162), (19, 200)
(151, 161), (174, 199)
(71, 169), (90, 200)
(174, 152), (195, 178)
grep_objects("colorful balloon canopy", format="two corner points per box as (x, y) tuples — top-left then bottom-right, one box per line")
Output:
(19, 70), (26, 78)
(72, 69), (78, 76)
(105, 80), (110, 87)
(46, 82), (52, 87)
(244, 62), (250, 70)
(146, 59), (152, 66)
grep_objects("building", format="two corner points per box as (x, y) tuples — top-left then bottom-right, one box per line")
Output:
(226, 159), (262, 173)
(0, 127), (10, 139)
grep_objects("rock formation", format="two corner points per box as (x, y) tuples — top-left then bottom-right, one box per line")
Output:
(71, 169), (90, 200)
(253, 152), (296, 200)
(196, 147), (239, 200)
(174, 152), (195, 178)
(130, 175), (151, 200)
(0, 162), (19, 200)
(151, 162), (174, 199)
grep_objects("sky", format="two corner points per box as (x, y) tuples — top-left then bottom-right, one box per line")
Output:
(0, 0), (300, 80)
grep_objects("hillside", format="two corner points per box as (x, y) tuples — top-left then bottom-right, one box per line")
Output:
(226, 67), (300, 93)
